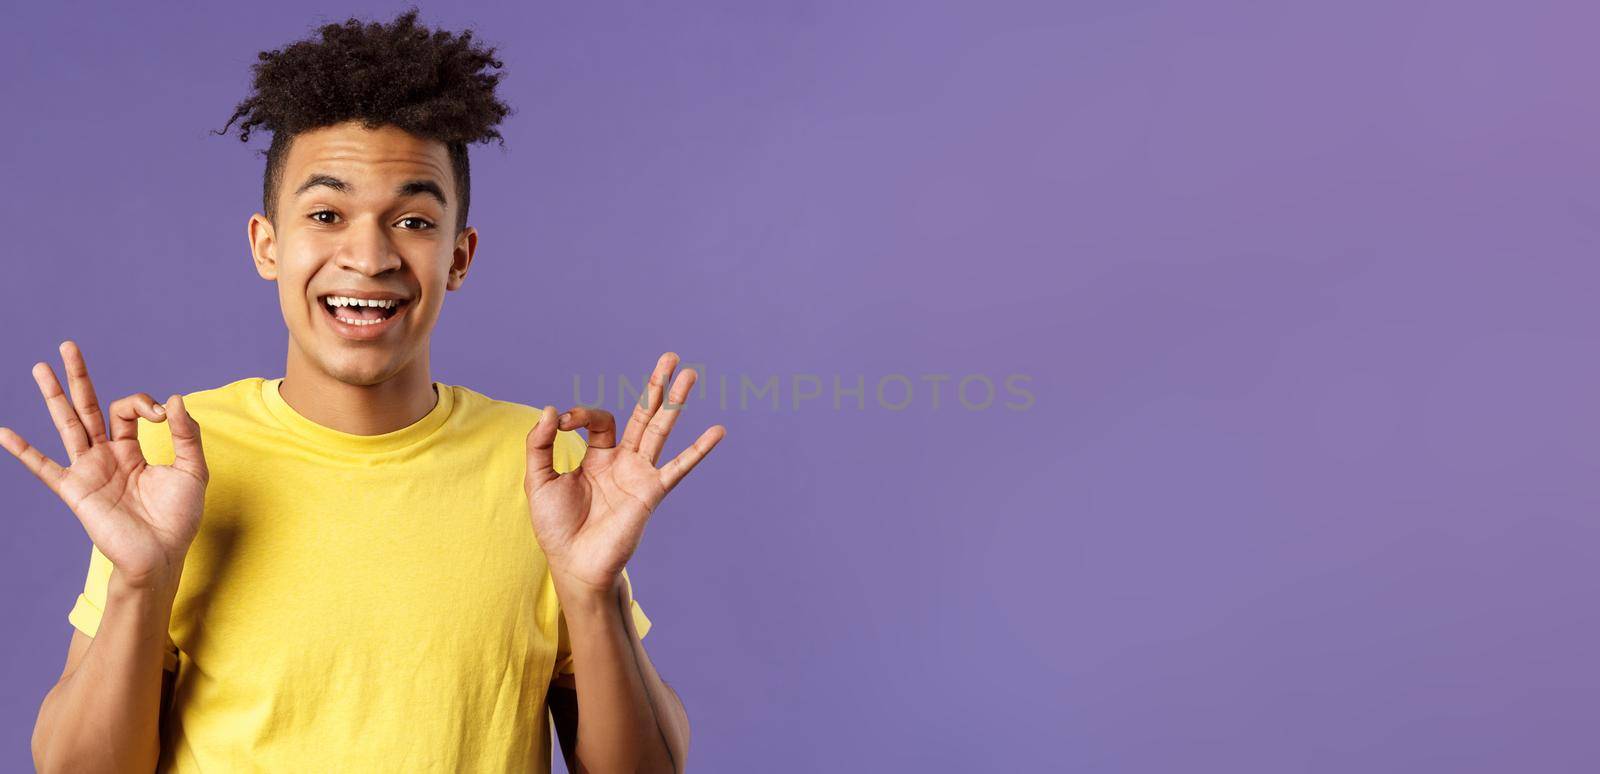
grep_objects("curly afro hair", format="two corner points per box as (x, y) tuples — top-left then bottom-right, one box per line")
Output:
(212, 7), (512, 235)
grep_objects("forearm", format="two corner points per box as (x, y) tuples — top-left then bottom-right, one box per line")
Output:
(555, 574), (688, 774)
(623, 608), (689, 773)
(33, 573), (176, 773)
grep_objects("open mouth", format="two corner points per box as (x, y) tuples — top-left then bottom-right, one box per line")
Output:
(318, 295), (410, 326)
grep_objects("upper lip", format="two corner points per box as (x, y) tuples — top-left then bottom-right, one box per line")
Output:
(318, 289), (411, 302)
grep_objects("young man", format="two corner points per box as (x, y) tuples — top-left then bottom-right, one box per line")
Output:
(1, 9), (722, 772)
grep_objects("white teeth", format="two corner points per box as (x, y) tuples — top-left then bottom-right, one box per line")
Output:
(323, 295), (399, 309)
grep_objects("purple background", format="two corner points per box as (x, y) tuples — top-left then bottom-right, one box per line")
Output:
(3, 2), (1596, 771)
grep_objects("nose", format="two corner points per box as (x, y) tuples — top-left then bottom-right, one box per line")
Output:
(334, 217), (403, 277)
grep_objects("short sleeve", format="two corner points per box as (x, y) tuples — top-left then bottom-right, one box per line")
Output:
(553, 567), (654, 676)
(65, 415), (180, 671)
(66, 542), (114, 637)
(67, 543), (180, 672)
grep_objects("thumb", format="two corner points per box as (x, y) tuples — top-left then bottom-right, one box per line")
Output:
(524, 405), (559, 489)
(164, 394), (208, 481)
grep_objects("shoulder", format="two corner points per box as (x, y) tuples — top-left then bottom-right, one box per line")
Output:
(443, 384), (589, 472)
(132, 377), (261, 465)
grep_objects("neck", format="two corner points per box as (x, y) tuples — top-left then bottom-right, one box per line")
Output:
(279, 346), (438, 436)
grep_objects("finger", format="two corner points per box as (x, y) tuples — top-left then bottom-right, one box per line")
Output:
(659, 424), (726, 492)
(32, 361), (91, 464)
(0, 426), (70, 498)
(163, 394), (208, 481)
(620, 352), (679, 452)
(60, 341), (109, 444)
(524, 405), (560, 488)
(639, 367), (699, 465)
(559, 406), (617, 449)
(108, 393), (165, 443)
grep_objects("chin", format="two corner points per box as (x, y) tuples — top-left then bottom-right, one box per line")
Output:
(320, 355), (407, 387)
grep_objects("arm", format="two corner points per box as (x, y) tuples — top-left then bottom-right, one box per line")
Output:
(0, 341), (208, 773)
(548, 575), (689, 773)
(525, 351), (721, 774)
(32, 578), (180, 772)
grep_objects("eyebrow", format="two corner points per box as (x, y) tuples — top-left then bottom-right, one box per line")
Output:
(292, 173), (448, 208)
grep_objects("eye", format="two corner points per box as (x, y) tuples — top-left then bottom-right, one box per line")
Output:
(309, 210), (340, 225)
(398, 217), (436, 231)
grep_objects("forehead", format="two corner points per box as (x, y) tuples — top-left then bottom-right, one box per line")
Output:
(281, 122), (451, 191)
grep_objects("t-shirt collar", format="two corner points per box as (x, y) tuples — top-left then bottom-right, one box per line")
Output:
(260, 377), (454, 454)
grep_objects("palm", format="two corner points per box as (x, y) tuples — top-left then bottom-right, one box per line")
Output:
(67, 440), (205, 585)
(0, 342), (208, 590)
(529, 446), (667, 588)
(524, 352), (724, 595)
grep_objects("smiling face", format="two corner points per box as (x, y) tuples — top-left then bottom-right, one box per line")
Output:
(247, 121), (477, 388)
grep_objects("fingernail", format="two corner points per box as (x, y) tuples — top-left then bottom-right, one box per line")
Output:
(152, 405), (166, 416)
(558, 412), (571, 425)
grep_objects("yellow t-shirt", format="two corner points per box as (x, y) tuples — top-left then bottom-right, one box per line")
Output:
(66, 376), (652, 772)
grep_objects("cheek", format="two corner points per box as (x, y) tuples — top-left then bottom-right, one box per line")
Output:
(274, 273), (319, 322)
(281, 289), (315, 328)
(408, 296), (437, 323)
(272, 248), (322, 305)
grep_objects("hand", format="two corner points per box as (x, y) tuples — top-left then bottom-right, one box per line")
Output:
(524, 352), (725, 596)
(0, 341), (209, 591)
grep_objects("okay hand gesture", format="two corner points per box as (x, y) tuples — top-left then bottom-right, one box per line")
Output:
(0, 341), (209, 591)
(524, 352), (725, 596)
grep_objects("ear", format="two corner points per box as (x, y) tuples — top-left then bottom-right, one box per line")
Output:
(248, 213), (278, 281)
(445, 225), (479, 291)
